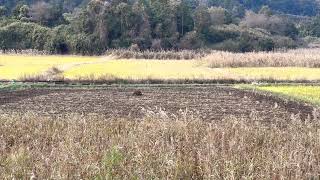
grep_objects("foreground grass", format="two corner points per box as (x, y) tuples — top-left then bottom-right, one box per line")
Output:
(238, 85), (320, 106)
(0, 113), (319, 179)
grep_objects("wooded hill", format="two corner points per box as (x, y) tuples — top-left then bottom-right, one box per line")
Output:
(0, 0), (320, 55)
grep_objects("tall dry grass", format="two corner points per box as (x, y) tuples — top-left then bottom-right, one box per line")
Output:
(106, 48), (320, 68)
(106, 49), (209, 60)
(204, 48), (320, 68)
(0, 111), (320, 179)
(17, 66), (65, 82)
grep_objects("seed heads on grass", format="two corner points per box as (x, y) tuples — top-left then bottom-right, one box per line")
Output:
(0, 112), (320, 179)
(204, 48), (320, 68)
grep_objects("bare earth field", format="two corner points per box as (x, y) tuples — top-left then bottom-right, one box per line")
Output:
(0, 86), (314, 121)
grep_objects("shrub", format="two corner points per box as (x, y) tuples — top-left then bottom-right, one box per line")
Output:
(179, 31), (203, 49)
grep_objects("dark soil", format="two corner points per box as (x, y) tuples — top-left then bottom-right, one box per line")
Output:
(0, 86), (315, 121)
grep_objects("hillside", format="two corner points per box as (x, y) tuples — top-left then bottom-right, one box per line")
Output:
(0, 0), (320, 55)
(1, 0), (319, 16)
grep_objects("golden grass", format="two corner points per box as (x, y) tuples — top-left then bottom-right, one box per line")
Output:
(1, 112), (320, 179)
(0, 55), (97, 80)
(240, 85), (320, 106)
(2, 49), (320, 82)
(63, 60), (225, 80)
(226, 67), (320, 81)
(64, 61), (320, 82)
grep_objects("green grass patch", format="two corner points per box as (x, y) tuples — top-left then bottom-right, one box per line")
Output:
(237, 84), (320, 106)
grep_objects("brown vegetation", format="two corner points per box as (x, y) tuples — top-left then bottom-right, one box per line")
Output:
(106, 48), (320, 68)
(106, 49), (209, 60)
(17, 66), (65, 82)
(203, 48), (320, 68)
(18, 73), (65, 82)
(45, 66), (63, 76)
(0, 112), (319, 179)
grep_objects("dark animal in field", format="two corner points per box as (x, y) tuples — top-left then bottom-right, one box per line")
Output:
(133, 90), (143, 96)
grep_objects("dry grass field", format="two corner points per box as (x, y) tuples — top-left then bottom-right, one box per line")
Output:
(1, 49), (320, 82)
(1, 113), (320, 179)
(0, 85), (319, 179)
(204, 48), (320, 68)
(0, 55), (97, 80)
(63, 62), (320, 82)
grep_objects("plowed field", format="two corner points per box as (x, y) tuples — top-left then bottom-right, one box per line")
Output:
(0, 86), (314, 121)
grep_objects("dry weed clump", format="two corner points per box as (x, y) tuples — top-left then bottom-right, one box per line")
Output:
(44, 66), (64, 77)
(204, 48), (320, 68)
(106, 49), (209, 60)
(0, 111), (320, 179)
(18, 73), (65, 82)
(17, 66), (65, 82)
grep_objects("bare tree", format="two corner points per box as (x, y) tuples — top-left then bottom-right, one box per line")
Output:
(30, 1), (51, 25)
(241, 10), (296, 37)
(241, 11), (269, 29)
(208, 6), (228, 25)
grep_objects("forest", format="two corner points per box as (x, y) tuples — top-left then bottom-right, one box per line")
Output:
(1, 0), (320, 55)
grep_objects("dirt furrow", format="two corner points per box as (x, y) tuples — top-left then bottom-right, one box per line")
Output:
(0, 86), (315, 121)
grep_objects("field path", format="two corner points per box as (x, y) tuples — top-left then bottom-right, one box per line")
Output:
(0, 86), (315, 121)
(42, 56), (112, 78)
(58, 56), (112, 71)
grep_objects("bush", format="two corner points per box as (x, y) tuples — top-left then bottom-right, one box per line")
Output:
(32, 26), (51, 50)
(0, 21), (51, 51)
(273, 36), (297, 49)
(258, 38), (274, 51)
(211, 39), (242, 52)
(179, 31), (203, 49)
(46, 30), (69, 54)
(207, 25), (240, 43)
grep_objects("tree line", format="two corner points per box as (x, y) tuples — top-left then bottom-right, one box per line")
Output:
(0, 0), (320, 55)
